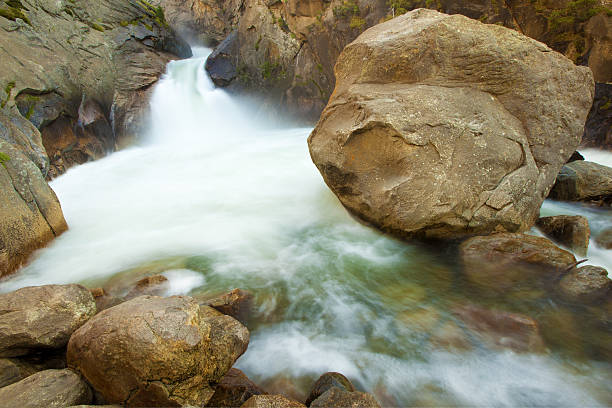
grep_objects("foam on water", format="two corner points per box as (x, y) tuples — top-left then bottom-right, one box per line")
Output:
(1, 48), (611, 406)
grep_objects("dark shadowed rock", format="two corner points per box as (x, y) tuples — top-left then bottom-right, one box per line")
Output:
(0, 351), (66, 388)
(305, 372), (355, 406)
(0, 369), (92, 408)
(595, 227), (612, 249)
(0, 285), (96, 357)
(241, 394), (306, 408)
(460, 233), (576, 291)
(206, 368), (266, 407)
(196, 288), (254, 325)
(310, 387), (381, 408)
(67, 296), (249, 407)
(567, 151), (585, 163)
(536, 215), (590, 256)
(452, 304), (545, 353)
(557, 266), (611, 304)
(308, 9), (594, 240)
(548, 161), (612, 203)
(206, 30), (239, 87)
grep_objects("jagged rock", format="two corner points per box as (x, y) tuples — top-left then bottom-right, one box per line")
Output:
(67, 296), (249, 406)
(0, 369), (92, 408)
(195, 288), (254, 325)
(310, 387), (381, 408)
(535, 215), (590, 256)
(595, 227), (612, 249)
(305, 372), (355, 406)
(452, 304), (546, 353)
(241, 394), (306, 408)
(549, 160), (612, 203)
(0, 285), (96, 357)
(460, 233), (576, 291)
(0, 351), (66, 388)
(308, 9), (593, 239)
(557, 266), (611, 304)
(206, 368), (266, 407)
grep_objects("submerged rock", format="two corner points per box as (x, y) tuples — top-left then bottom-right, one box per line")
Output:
(305, 372), (355, 406)
(67, 296), (249, 406)
(0, 369), (92, 408)
(548, 161), (612, 203)
(206, 368), (266, 408)
(0, 285), (96, 357)
(460, 233), (576, 291)
(535, 215), (590, 256)
(308, 9), (593, 240)
(557, 266), (611, 305)
(241, 394), (306, 407)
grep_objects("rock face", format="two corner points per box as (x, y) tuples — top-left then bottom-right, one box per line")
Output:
(460, 233), (576, 291)
(0, 369), (92, 408)
(548, 161), (612, 203)
(557, 266), (611, 304)
(67, 296), (249, 407)
(0, 285), (96, 357)
(308, 9), (594, 239)
(206, 368), (266, 408)
(536, 215), (590, 256)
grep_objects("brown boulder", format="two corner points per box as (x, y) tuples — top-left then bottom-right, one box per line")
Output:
(595, 227), (612, 249)
(308, 9), (594, 239)
(206, 368), (266, 407)
(67, 296), (249, 407)
(557, 266), (611, 304)
(0, 369), (92, 408)
(460, 233), (576, 291)
(452, 304), (545, 353)
(310, 387), (381, 408)
(535, 215), (590, 256)
(196, 288), (254, 325)
(0, 285), (96, 357)
(305, 372), (355, 406)
(548, 161), (612, 203)
(241, 394), (306, 408)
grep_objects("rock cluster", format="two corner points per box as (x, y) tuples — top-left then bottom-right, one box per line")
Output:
(309, 9), (593, 239)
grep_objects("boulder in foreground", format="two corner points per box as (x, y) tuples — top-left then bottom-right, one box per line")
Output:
(308, 8), (594, 239)
(0, 285), (95, 357)
(67, 296), (249, 407)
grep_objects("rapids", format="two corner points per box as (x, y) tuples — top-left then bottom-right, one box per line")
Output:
(1, 48), (611, 406)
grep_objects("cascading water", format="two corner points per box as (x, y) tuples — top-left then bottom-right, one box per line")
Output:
(2, 48), (611, 406)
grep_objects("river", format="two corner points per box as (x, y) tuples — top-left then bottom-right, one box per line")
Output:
(2, 48), (611, 406)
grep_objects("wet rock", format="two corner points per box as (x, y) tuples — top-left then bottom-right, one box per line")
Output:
(123, 274), (169, 300)
(548, 161), (612, 203)
(206, 368), (266, 407)
(396, 308), (471, 352)
(205, 31), (239, 87)
(0, 351), (66, 388)
(460, 233), (576, 291)
(557, 266), (611, 304)
(535, 215), (590, 256)
(241, 394), (306, 408)
(452, 304), (546, 353)
(0, 369), (92, 408)
(308, 9), (593, 240)
(310, 387), (381, 408)
(0, 285), (96, 357)
(196, 288), (254, 325)
(67, 296), (249, 406)
(305, 372), (355, 406)
(595, 227), (612, 249)
(89, 288), (122, 313)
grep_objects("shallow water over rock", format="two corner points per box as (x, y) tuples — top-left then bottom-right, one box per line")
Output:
(1, 49), (611, 406)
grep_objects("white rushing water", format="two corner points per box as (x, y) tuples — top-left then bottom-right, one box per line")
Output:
(2, 48), (611, 406)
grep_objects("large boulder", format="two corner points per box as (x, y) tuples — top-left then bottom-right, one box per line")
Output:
(0, 369), (92, 408)
(548, 160), (612, 203)
(460, 233), (576, 291)
(67, 296), (249, 407)
(308, 9), (594, 239)
(535, 215), (590, 256)
(0, 285), (96, 357)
